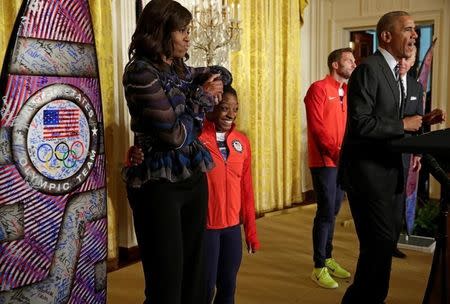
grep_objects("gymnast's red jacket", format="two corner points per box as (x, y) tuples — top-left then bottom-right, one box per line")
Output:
(199, 120), (260, 250)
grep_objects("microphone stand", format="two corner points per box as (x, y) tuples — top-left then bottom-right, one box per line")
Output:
(421, 154), (450, 304)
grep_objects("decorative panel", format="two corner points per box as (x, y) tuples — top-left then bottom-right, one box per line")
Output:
(0, 0), (106, 303)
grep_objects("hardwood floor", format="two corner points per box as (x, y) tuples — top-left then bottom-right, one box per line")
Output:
(107, 201), (433, 304)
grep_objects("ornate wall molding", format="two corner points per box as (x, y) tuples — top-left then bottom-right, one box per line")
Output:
(361, 0), (411, 15)
(112, 0), (137, 249)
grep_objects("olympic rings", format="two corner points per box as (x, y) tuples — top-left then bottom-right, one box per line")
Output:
(62, 150), (77, 169)
(70, 141), (85, 160)
(36, 141), (86, 168)
(37, 143), (53, 162)
(55, 142), (69, 161)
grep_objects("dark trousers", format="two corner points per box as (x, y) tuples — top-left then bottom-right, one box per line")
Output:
(310, 167), (344, 268)
(342, 189), (403, 304)
(205, 225), (242, 304)
(127, 172), (208, 304)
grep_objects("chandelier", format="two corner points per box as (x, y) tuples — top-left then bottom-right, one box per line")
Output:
(189, 0), (242, 67)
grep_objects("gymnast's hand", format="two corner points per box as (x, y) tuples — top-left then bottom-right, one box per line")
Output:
(127, 146), (144, 167)
(247, 242), (258, 254)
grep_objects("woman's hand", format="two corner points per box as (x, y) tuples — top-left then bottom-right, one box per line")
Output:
(202, 73), (223, 104)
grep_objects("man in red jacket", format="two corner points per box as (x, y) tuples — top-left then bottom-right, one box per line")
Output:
(304, 48), (356, 289)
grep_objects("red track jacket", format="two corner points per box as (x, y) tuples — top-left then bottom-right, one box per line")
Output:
(304, 75), (347, 168)
(199, 120), (260, 250)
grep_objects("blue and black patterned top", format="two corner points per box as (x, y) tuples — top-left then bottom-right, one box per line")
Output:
(122, 57), (232, 187)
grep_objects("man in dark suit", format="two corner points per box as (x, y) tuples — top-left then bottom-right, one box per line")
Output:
(339, 11), (422, 304)
(393, 48), (424, 259)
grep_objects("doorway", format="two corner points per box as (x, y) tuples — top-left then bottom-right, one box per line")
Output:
(350, 30), (375, 65)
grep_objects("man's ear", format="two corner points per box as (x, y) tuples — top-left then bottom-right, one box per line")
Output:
(381, 31), (392, 43)
(332, 61), (339, 70)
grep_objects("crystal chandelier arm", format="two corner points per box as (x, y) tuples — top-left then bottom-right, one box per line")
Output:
(214, 38), (233, 50)
(214, 25), (239, 51)
(189, 1), (241, 66)
(192, 42), (209, 53)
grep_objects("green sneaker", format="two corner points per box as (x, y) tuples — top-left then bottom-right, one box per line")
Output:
(311, 267), (338, 289)
(325, 258), (351, 279)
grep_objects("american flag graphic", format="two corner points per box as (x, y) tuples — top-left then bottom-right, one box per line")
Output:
(43, 108), (79, 139)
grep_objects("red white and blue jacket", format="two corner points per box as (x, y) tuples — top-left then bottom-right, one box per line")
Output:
(199, 120), (260, 250)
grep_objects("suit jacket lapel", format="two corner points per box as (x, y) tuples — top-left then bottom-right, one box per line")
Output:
(374, 51), (400, 115)
(405, 76), (423, 117)
(406, 75), (417, 100)
(401, 76), (414, 118)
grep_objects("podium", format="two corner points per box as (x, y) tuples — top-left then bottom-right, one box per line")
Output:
(391, 128), (450, 304)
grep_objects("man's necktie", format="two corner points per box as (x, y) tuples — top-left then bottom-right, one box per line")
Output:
(394, 64), (406, 111)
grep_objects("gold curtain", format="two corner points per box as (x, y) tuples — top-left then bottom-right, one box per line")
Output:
(89, 0), (117, 265)
(0, 0), (117, 262)
(0, 1), (22, 61)
(230, 0), (307, 213)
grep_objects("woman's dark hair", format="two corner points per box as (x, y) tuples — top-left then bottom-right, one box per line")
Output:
(128, 0), (192, 70)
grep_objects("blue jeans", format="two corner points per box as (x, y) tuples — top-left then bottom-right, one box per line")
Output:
(311, 167), (344, 268)
(205, 225), (242, 304)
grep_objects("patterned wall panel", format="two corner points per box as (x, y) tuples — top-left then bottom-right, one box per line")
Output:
(0, 0), (106, 303)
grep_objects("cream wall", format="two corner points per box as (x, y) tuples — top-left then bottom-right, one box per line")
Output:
(301, 0), (450, 197)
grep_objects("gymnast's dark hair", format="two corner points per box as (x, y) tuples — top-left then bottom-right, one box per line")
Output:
(223, 85), (238, 99)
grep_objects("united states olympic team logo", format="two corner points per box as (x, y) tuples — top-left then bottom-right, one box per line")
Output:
(232, 140), (243, 153)
(12, 84), (98, 194)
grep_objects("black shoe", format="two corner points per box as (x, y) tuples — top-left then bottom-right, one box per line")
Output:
(392, 247), (406, 258)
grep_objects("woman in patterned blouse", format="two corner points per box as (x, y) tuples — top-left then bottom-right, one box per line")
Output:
(122, 0), (232, 303)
